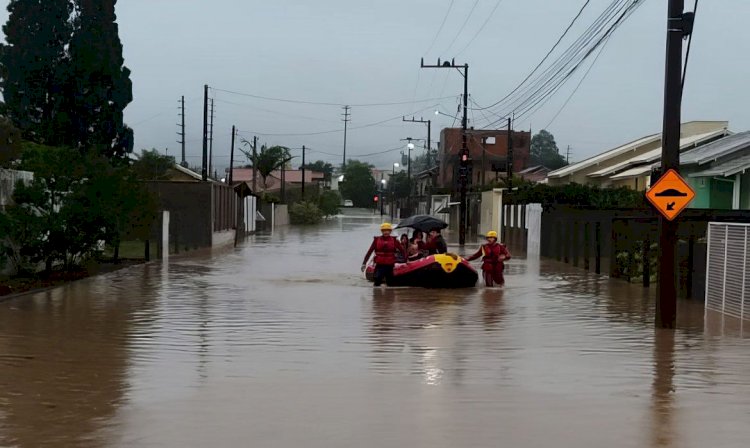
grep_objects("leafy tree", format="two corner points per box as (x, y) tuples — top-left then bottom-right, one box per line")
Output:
(0, 0), (73, 144)
(239, 142), (292, 192)
(0, 116), (22, 167)
(133, 149), (176, 180)
(302, 160), (334, 182)
(389, 171), (412, 199)
(530, 130), (567, 170)
(339, 160), (376, 207)
(67, 0), (133, 158)
(318, 190), (340, 217)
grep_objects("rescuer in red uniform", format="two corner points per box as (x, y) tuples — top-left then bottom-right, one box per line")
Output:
(362, 223), (408, 286)
(467, 231), (511, 287)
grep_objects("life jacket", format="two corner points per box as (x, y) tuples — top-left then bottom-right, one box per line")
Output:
(480, 243), (504, 265)
(374, 236), (398, 265)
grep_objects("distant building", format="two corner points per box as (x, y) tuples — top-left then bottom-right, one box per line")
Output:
(437, 127), (531, 188)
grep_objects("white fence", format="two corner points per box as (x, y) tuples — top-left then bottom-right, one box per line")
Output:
(706, 222), (750, 320)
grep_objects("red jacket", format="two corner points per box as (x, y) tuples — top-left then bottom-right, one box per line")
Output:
(363, 236), (407, 266)
(467, 243), (511, 271)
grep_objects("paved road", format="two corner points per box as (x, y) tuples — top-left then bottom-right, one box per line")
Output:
(1, 210), (749, 447)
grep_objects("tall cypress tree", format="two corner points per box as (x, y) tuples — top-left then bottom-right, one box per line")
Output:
(68, 0), (133, 158)
(0, 0), (73, 145)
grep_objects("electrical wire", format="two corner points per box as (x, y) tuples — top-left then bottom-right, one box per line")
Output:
(472, 0), (592, 111)
(212, 87), (457, 108)
(480, 0), (643, 128)
(543, 33), (613, 130)
(456, 0), (506, 55)
(487, 0), (626, 117)
(424, 0), (456, 56)
(234, 104), (442, 137)
(682, 0), (699, 92)
(442, 0), (481, 55)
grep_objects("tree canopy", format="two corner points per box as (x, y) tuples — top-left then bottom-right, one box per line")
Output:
(339, 160), (376, 207)
(240, 142), (292, 191)
(530, 130), (567, 170)
(0, 0), (73, 145)
(302, 160), (334, 181)
(0, 0), (133, 156)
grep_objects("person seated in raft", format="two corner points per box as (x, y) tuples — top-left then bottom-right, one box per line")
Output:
(466, 231), (511, 287)
(362, 223), (408, 287)
(424, 228), (447, 255)
(396, 234), (410, 263)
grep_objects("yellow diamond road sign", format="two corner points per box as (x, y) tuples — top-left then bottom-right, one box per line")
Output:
(646, 169), (696, 221)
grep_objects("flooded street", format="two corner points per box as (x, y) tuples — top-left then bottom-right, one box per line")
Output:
(1, 211), (750, 448)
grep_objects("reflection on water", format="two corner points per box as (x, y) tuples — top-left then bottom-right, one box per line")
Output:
(0, 210), (749, 447)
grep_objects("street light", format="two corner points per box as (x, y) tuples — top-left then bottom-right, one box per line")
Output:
(391, 162), (399, 219)
(379, 179), (387, 216)
(434, 109), (461, 121)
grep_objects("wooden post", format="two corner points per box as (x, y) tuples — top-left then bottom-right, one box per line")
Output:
(564, 219), (571, 264)
(572, 221), (580, 268)
(584, 222), (591, 271)
(556, 219), (563, 262)
(643, 234), (651, 288)
(144, 239), (150, 262)
(687, 235), (695, 299)
(595, 221), (602, 274)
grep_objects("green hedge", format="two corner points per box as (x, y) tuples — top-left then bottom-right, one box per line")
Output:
(289, 201), (323, 225)
(507, 182), (646, 208)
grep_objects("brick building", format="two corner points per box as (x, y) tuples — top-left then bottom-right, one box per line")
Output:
(437, 128), (531, 188)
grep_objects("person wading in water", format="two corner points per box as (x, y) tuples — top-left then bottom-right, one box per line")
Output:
(466, 231), (511, 287)
(362, 223), (408, 286)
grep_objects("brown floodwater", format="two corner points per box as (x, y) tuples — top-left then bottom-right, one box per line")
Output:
(1, 211), (749, 447)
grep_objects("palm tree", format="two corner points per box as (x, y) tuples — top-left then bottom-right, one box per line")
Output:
(239, 140), (292, 191)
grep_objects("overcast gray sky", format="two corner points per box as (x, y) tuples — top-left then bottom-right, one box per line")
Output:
(2, 0), (748, 171)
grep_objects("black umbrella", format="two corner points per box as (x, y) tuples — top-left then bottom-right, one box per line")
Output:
(395, 215), (448, 233)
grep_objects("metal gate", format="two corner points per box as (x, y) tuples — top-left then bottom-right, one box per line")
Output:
(706, 222), (750, 320)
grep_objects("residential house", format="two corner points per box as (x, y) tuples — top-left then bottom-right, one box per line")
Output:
(437, 127), (531, 188)
(615, 131), (750, 210)
(547, 121), (729, 188)
(230, 168), (325, 192)
(518, 165), (552, 183)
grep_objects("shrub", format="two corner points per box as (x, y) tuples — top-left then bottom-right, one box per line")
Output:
(289, 201), (323, 225)
(507, 182), (645, 208)
(318, 190), (340, 217)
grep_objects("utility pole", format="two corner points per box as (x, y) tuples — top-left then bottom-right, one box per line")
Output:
(229, 126), (236, 184)
(507, 117), (514, 189)
(202, 85), (209, 181)
(208, 98), (215, 179)
(178, 96), (186, 166)
(342, 106), (351, 168)
(252, 136), (258, 193)
(301, 145), (306, 200)
(481, 137), (487, 188)
(402, 116), (432, 168)
(566, 145), (571, 164)
(657, 0), (692, 329)
(421, 58), (469, 245)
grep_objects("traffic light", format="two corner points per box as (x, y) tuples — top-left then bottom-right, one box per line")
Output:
(373, 195), (379, 203)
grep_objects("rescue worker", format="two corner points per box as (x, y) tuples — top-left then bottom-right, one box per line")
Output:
(362, 223), (408, 286)
(425, 228), (447, 255)
(466, 231), (511, 287)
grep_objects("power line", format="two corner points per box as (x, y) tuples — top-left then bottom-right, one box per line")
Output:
(543, 32), (613, 130)
(472, 0), (592, 112)
(211, 87), (457, 108)
(479, 0), (643, 128)
(234, 103), (442, 137)
(456, 0), (506, 55)
(442, 0), (481, 55)
(424, 0), (456, 56)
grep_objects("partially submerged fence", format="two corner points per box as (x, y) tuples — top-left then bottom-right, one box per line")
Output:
(706, 222), (750, 320)
(537, 206), (750, 300)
